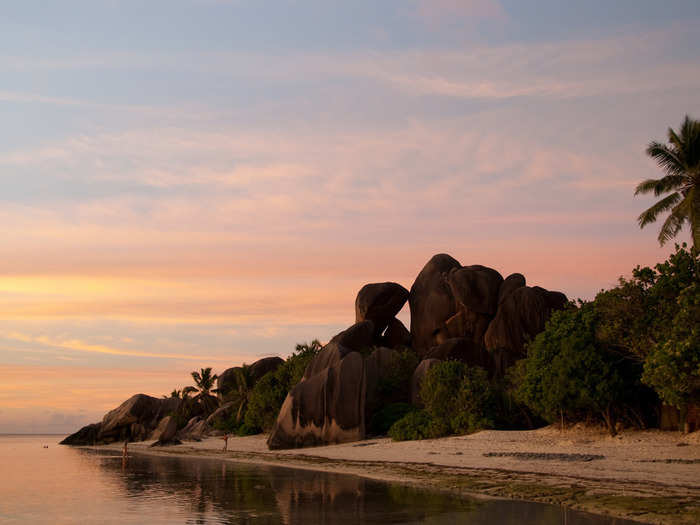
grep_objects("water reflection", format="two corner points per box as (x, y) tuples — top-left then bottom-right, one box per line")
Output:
(84, 449), (637, 525)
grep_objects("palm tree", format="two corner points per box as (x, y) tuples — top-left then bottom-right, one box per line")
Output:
(165, 387), (197, 399)
(191, 367), (218, 396)
(189, 367), (219, 415)
(635, 115), (700, 249)
(232, 365), (255, 424)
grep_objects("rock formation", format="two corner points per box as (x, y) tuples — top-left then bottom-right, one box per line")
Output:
(62, 252), (567, 451)
(267, 349), (366, 449)
(484, 285), (568, 370)
(59, 422), (101, 446)
(355, 282), (409, 336)
(268, 253), (567, 449)
(409, 254), (567, 374)
(60, 394), (181, 446)
(217, 356), (284, 399)
(150, 415), (179, 446)
(177, 416), (210, 441)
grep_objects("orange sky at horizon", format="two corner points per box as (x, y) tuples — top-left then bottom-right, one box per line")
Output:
(2, 0), (699, 433)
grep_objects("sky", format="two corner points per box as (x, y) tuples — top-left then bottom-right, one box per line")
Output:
(1, 0), (699, 434)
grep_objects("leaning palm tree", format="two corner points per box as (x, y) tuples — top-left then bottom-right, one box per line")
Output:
(232, 365), (255, 424)
(635, 115), (700, 249)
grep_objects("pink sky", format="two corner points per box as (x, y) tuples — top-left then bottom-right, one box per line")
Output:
(1, 1), (699, 433)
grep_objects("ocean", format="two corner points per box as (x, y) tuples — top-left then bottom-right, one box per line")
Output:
(0, 435), (637, 524)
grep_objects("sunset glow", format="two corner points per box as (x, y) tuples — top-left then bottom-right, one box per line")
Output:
(1, 0), (699, 433)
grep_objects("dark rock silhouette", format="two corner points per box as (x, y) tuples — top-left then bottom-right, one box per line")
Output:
(424, 337), (491, 369)
(177, 416), (210, 441)
(409, 254), (462, 353)
(268, 253), (567, 449)
(301, 321), (374, 381)
(150, 415), (179, 446)
(99, 394), (181, 443)
(61, 394), (181, 445)
(217, 356), (284, 399)
(59, 422), (101, 446)
(267, 350), (365, 449)
(381, 318), (411, 348)
(355, 282), (409, 336)
(484, 286), (568, 372)
(499, 273), (526, 304)
(250, 356), (284, 379)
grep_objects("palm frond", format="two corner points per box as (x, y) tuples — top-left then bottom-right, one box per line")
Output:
(634, 176), (685, 196)
(646, 142), (685, 177)
(637, 192), (681, 228)
(657, 203), (688, 245)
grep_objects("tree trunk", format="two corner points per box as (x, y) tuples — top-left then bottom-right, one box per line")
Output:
(680, 404), (688, 434)
(560, 408), (564, 432)
(603, 405), (617, 436)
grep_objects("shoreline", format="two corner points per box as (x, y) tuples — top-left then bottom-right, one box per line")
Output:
(91, 426), (700, 524)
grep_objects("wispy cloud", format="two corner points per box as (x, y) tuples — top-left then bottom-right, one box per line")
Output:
(0, 331), (235, 362)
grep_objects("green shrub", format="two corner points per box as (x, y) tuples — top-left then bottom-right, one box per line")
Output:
(389, 361), (496, 441)
(240, 340), (322, 432)
(642, 280), (700, 428)
(514, 303), (646, 435)
(369, 403), (417, 435)
(420, 361), (495, 436)
(377, 349), (420, 401)
(388, 410), (436, 441)
(243, 371), (286, 432)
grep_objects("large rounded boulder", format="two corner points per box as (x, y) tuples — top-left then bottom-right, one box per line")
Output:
(409, 254), (462, 353)
(409, 255), (504, 356)
(355, 282), (409, 336)
(217, 356), (284, 400)
(267, 351), (366, 450)
(381, 317), (411, 348)
(99, 394), (181, 443)
(485, 285), (568, 372)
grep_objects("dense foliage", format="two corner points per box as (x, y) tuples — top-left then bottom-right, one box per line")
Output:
(514, 245), (699, 433)
(369, 403), (417, 435)
(241, 340), (322, 433)
(512, 303), (646, 435)
(389, 361), (495, 440)
(642, 280), (700, 416)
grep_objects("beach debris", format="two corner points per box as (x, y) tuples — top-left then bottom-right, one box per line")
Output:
(483, 452), (605, 462)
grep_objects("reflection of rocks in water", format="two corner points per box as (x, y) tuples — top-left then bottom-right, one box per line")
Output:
(271, 472), (475, 525)
(84, 451), (633, 525)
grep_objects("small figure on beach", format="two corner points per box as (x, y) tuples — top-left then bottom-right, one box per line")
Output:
(122, 440), (129, 459)
(221, 434), (229, 451)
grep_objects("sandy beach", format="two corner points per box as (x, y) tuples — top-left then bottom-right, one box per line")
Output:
(97, 426), (700, 524)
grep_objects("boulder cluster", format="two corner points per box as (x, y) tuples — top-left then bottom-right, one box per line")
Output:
(267, 254), (567, 449)
(60, 354), (284, 447)
(61, 253), (567, 450)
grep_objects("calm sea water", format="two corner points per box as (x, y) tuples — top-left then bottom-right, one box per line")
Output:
(0, 435), (637, 524)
